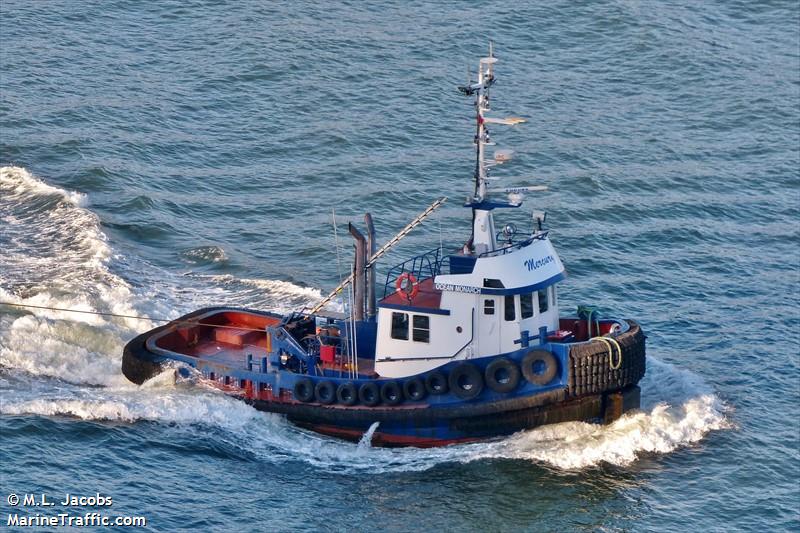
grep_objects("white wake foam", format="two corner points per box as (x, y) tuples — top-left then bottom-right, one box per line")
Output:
(193, 274), (325, 312)
(1, 375), (250, 425)
(0, 166), (86, 206)
(0, 167), (151, 386)
(448, 357), (732, 469)
(181, 245), (228, 265)
(237, 277), (324, 302)
(0, 357), (731, 472)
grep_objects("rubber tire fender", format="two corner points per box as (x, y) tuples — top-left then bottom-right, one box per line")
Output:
(121, 333), (164, 385)
(424, 370), (449, 395)
(484, 357), (521, 393)
(336, 382), (358, 406)
(358, 382), (381, 407)
(448, 362), (484, 400)
(293, 378), (315, 403)
(521, 349), (558, 386)
(403, 377), (427, 402)
(314, 380), (336, 404)
(380, 381), (403, 406)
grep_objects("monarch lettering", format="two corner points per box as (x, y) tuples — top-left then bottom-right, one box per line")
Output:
(434, 283), (481, 294)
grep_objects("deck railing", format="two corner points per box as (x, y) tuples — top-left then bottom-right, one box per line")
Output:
(382, 248), (448, 299)
(478, 231), (549, 258)
(380, 233), (550, 297)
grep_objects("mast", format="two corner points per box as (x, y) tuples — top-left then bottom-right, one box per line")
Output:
(459, 44), (539, 256)
(475, 43), (496, 203)
(460, 44), (498, 254)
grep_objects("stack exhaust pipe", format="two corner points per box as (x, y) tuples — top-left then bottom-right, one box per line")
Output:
(364, 213), (377, 320)
(348, 223), (367, 322)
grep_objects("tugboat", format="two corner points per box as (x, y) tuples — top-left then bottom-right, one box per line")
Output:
(123, 48), (646, 447)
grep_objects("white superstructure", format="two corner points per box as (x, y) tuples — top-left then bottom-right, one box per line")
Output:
(373, 47), (566, 378)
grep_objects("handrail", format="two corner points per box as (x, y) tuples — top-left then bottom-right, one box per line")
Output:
(382, 247), (446, 298)
(478, 231), (549, 258)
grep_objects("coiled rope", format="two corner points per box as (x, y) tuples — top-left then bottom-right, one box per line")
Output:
(592, 336), (623, 370)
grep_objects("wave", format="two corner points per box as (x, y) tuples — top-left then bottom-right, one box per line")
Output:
(191, 274), (325, 312)
(457, 359), (730, 470)
(0, 166), (86, 207)
(180, 245), (228, 265)
(0, 167), (148, 386)
(0, 358), (731, 472)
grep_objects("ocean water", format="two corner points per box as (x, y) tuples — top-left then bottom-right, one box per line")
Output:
(1, 1), (798, 531)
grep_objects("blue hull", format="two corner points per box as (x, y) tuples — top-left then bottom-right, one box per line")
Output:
(122, 307), (646, 447)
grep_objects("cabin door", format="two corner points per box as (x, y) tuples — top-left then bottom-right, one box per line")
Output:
(477, 296), (501, 355)
(499, 295), (521, 354)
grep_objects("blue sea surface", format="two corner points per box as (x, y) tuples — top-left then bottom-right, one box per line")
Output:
(1, 1), (798, 531)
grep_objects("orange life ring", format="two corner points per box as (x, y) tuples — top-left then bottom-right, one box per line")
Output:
(395, 272), (419, 300)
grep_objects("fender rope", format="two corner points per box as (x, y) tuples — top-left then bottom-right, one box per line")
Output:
(592, 336), (623, 370)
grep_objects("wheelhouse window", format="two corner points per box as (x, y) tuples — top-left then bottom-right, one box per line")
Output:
(412, 315), (430, 343)
(391, 312), (409, 340)
(538, 289), (549, 313)
(520, 292), (534, 319)
(484, 299), (495, 315)
(549, 285), (557, 308)
(504, 295), (516, 321)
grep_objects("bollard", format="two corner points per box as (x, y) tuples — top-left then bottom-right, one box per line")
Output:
(539, 326), (548, 345)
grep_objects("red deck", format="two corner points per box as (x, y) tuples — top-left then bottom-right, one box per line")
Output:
(146, 308), (379, 379)
(379, 277), (442, 310)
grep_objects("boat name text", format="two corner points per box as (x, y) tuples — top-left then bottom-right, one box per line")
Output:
(524, 255), (555, 271)
(434, 283), (482, 294)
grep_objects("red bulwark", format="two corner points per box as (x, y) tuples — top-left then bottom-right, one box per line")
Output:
(380, 277), (442, 310)
(214, 328), (260, 347)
